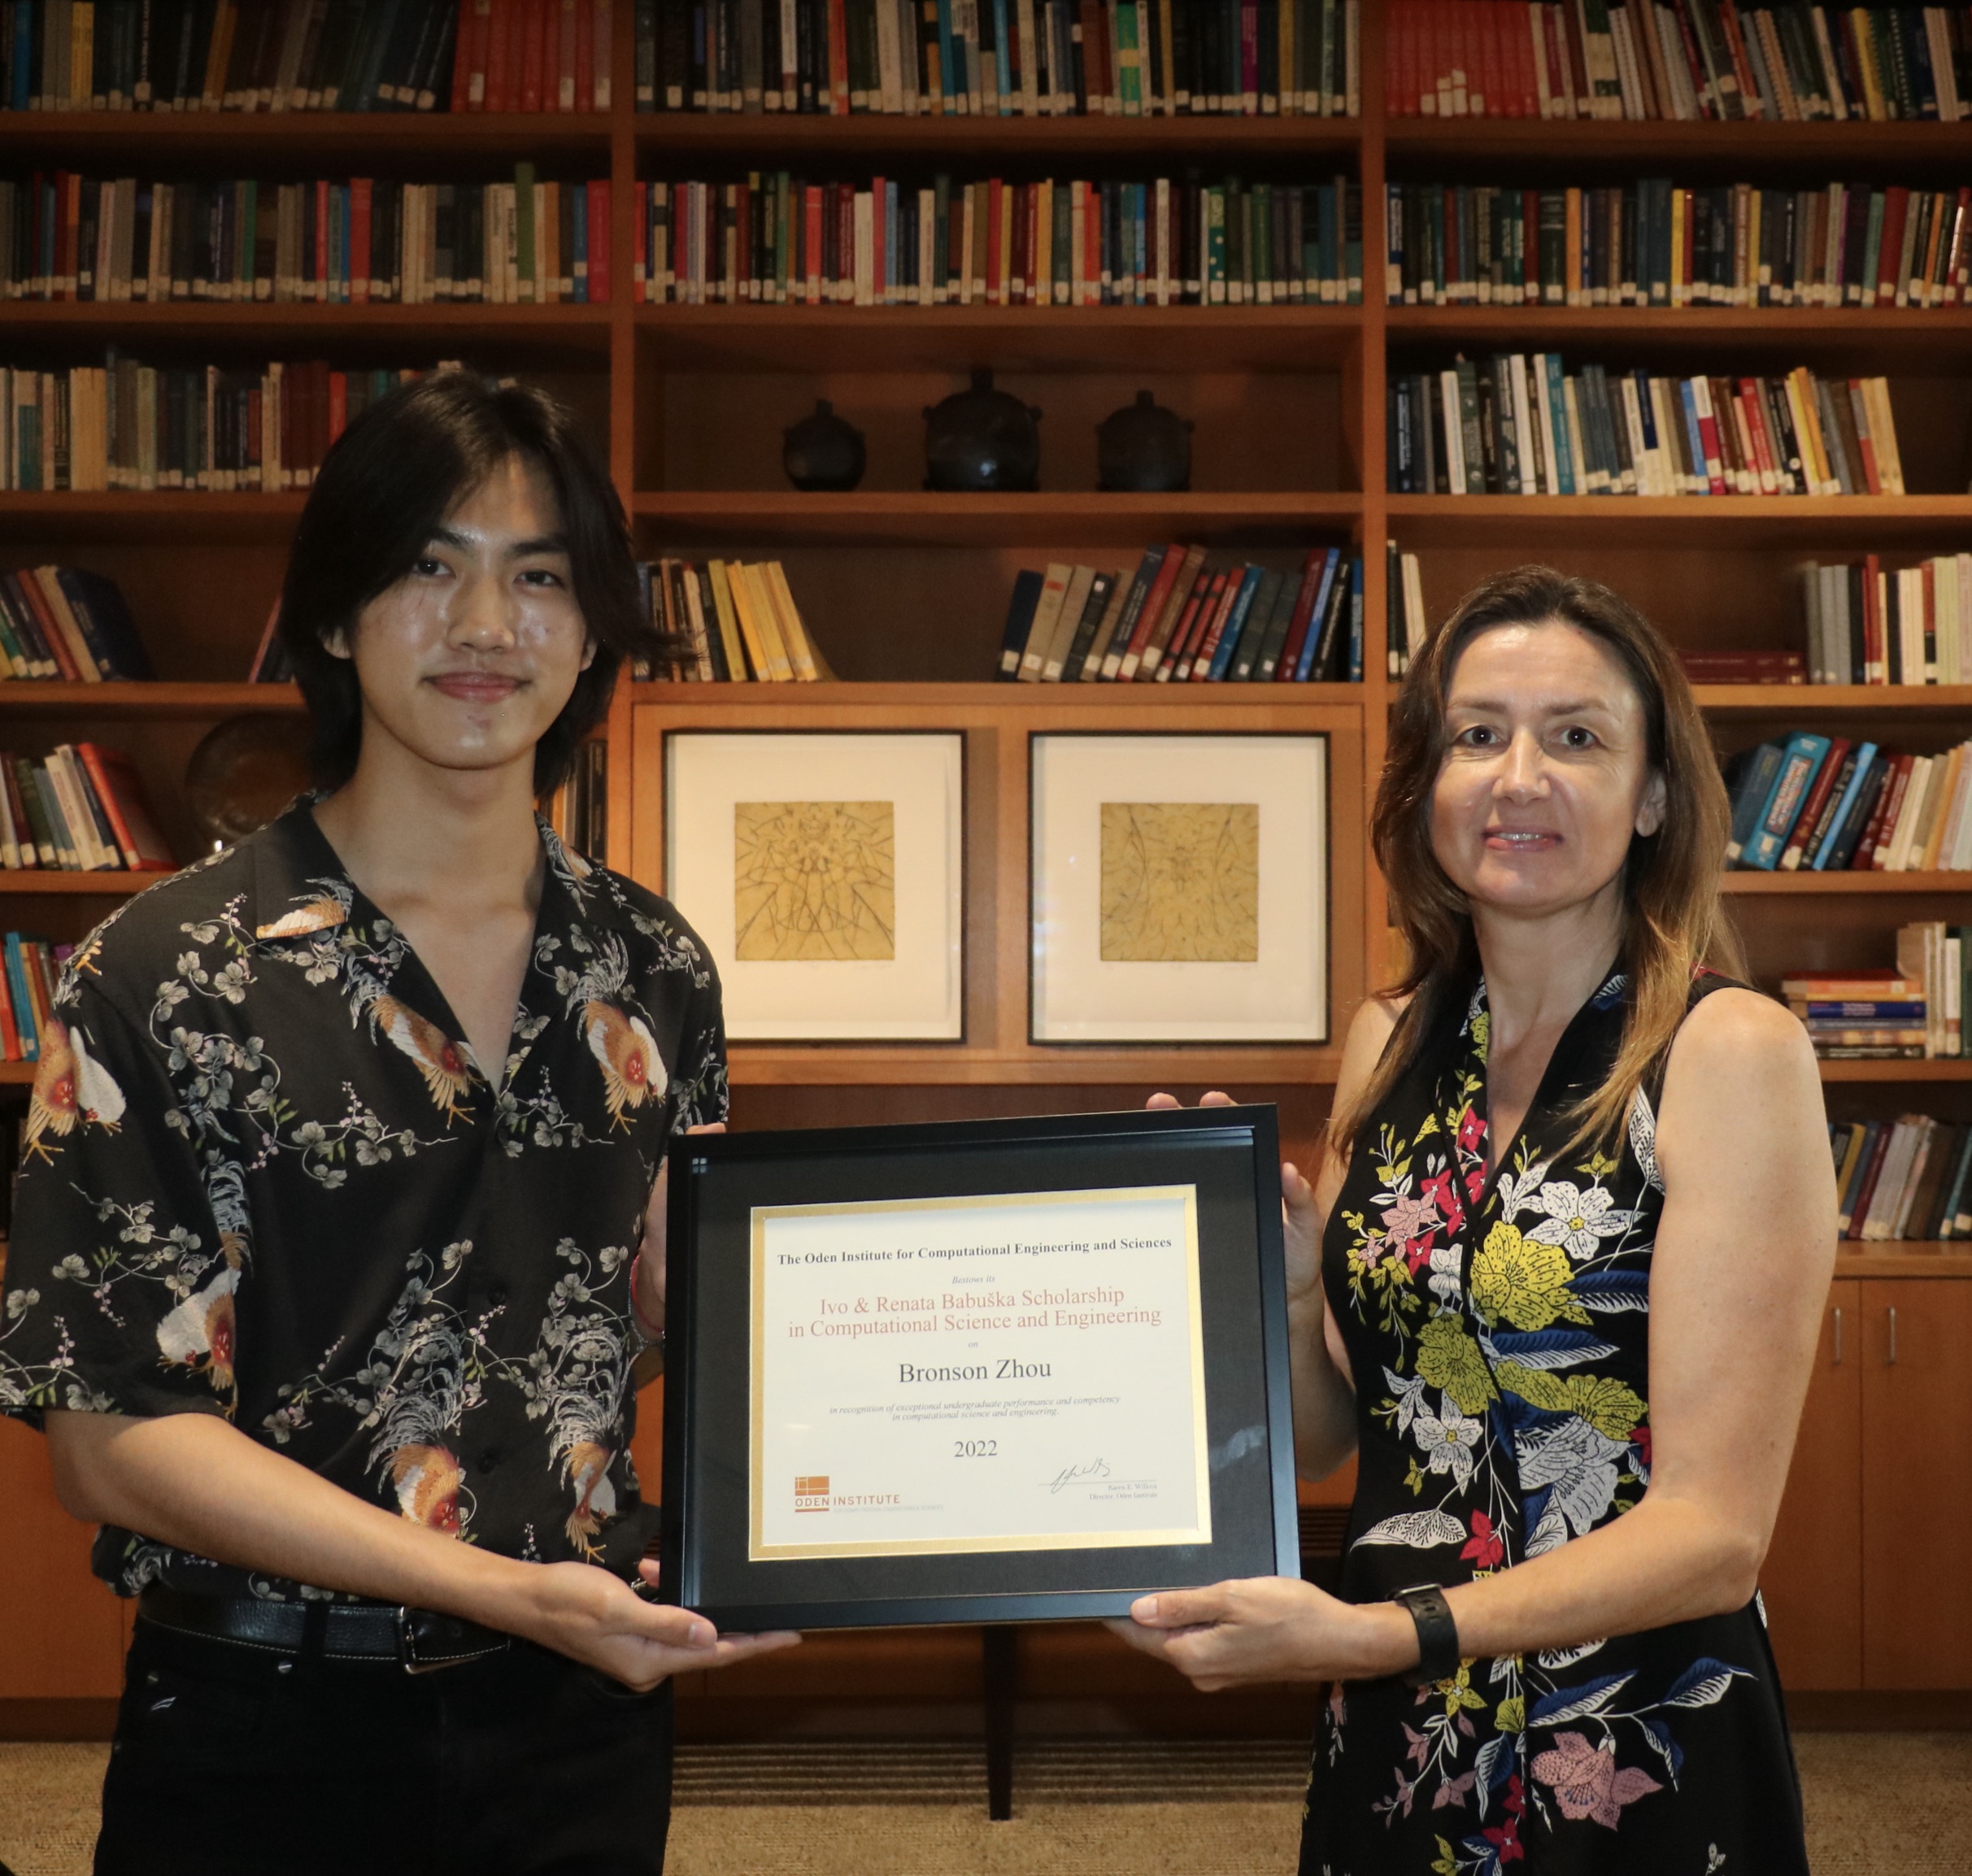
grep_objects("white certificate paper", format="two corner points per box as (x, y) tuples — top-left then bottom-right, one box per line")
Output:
(749, 1186), (1212, 1561)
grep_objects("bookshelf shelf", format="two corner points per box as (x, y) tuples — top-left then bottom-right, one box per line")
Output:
(1834, 1244), (1972, 1277)
(0, 303), (616, 350)
(638, 304), (1366, 372)
(633, 490), (1365, 546)
(0, 1062), (28, 1083)
(0, 683), (301, 716)
(1694, 686), (1972, 715)
(0, 494), (305, 542)
(1819, 1060), (1972, 1082)
(727, 1046), (1347, 1087)
(633, 114), (1365, 158)
(0, 109), (616, 157)
(1386, 494), (1972, 548)
(629, 679), (1368, 705)
(1722, 873), (1972, 894)
(0, 873), (160, 896)
(1385, 306), (1972, 367)
(1382, 118), (1972, 163)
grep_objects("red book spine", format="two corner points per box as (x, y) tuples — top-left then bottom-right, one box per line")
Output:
(455, 0), (481, 108)
(486, 0), (513, 108)
(574, 0), (594, 111)
(328, 369), (347, 451)
(1160, 570), (1221, 679)
(1714, 1), (1759, 111)
(1780, 738), (1852, 868)
(588, 180), (610, 303)
(521, 0), (548, 111)
(1738, 379), (1777, 490)
(1863, 754), (1914, 868)
(1878, 186), (1909, 303)
(0, 954), (20, 1059)
(1847, 1125), (1896, 1235)
(828, 0), (850, 113)
(15, 574), (82, 680)
(350, 180), (371, 305)
(869, 175), (886, 303)
(1186, 573), (1243, 680)
(1275, 550), (1329, 681)
(1114, 547), (1188, 676)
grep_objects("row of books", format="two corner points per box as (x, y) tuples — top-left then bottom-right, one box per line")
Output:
(1387, 359), (1908, 498)
(1800, 555), (1972, 686)
(1, 1), (616, 114)
(0, 935), (73, 1065)
(1383, 180), (1972, 311)
(7, 171), (615, 306)
(0, 743), (174, 873)
(2, 357), (427, 492)
(1831, 1113), (1972, 1238)
(1726, 734), (1972, 873)
(0, 567), (150, 681)
(645, 559), (834, 683)
(1788, 953), (1952, 1064)
(1389, 2), (1972, 122)
(635, 1), (1362, 117)
(633, 173), (1364, 308)
(996, 545), (1365, 684)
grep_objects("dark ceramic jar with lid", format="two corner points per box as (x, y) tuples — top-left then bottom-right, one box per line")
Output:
(1096, 390), (1191, 493)
(922, 368), (1043, 492)
(782, 399), (866, 491)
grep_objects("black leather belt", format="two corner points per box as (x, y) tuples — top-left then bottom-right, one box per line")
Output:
(137, 1584), (513, 1674)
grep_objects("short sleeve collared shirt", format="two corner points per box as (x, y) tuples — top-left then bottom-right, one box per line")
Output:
(0, 800), (726, 1601)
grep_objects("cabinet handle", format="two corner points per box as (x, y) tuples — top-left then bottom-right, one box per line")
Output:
(1887, 1306), (1899, 1365)
(1832, 1306), (1844, 1365)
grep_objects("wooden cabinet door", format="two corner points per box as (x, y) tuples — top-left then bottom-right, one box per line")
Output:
(1758, 1280), (1862, 1690)
(1861, 1279), (1972, 1689)
(0, 1417), (126, 1699)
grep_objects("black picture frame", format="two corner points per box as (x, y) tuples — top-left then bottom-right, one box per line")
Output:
(660, 1104), (1300, 1631)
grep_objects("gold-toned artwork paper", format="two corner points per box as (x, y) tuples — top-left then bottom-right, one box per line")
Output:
(734, 800), (897, 961)
(1099, 803), (1260, 963)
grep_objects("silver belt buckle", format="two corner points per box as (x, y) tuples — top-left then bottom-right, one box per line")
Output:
(396, 1605), (455, 1675)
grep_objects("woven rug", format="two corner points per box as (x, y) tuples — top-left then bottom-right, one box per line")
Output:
(2, 1734), (1968, 1874)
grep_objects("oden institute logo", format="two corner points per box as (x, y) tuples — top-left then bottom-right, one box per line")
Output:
(794, 1475), (830, 1513)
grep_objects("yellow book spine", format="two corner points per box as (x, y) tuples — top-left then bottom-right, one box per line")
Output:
(1669, 188), (1687, 305)
(707, 561), (764, 680)
(1865, 377), (1906, 494)
(738, 563), (802, 680)
(725, 560), (791, 681)
(764, 561), (828, 681)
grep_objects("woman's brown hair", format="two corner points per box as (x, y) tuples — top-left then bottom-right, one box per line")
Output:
(1331, 564), (1743, 1160)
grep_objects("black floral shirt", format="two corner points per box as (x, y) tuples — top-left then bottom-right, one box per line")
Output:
(0, 799), (726, 1602)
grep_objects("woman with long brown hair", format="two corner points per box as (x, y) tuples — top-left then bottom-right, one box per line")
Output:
(1115, 567), (1834, 1872)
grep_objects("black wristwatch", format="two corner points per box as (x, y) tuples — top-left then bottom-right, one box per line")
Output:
(1392, 1582), (1461, 1688)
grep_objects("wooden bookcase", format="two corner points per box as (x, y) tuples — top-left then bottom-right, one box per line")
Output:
(5, 6), (1972, 1728)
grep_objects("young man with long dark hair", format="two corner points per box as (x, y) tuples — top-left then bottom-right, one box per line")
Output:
(0, 372), (795, 1874)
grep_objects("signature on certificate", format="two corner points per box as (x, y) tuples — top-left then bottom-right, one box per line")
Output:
(1047, 1458), (1112, 1495)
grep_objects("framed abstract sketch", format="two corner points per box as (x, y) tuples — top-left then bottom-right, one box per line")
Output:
(1030, 733), (1328, 1045)
(664, 732), (964, 1042)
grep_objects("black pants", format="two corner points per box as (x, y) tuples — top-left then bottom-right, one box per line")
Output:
(96, 1617), (673, 1876)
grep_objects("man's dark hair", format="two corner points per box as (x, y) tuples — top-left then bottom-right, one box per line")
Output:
(277, 371), (657, 798)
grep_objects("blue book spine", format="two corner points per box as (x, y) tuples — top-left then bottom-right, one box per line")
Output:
(572, 185), (590, 303)
(1678, 378), (1709, 493)
(993, 0), (1012, 107)
(5, 934), (36, 1061)
(1543, 354), (1575, 495)
(8, 2), (27, 111)
(937, 0), (957, 106)
(1347, 557), (1365, 682)
(1295, 548), (1343, 681)
(1813, 740), (1878, 869)
(1208, 567), (1268, 681)
(1293, 548), (1341, 682)
(1744, 733), (1833, 870)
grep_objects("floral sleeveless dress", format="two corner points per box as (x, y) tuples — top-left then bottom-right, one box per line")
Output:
(1300, 969), (1809, 1876)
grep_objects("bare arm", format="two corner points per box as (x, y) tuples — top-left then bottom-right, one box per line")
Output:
(1116, 989), (1836, 1687)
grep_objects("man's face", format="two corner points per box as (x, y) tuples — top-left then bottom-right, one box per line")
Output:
(333, 453), (594, 782)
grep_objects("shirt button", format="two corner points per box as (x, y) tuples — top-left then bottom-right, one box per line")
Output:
(478, 1449), (500, 1474)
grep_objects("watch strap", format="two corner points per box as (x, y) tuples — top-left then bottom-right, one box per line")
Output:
(1393, 1582), (1460, 1688)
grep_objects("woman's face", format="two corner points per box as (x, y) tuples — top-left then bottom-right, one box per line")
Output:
(1429, 619), (1666, 921)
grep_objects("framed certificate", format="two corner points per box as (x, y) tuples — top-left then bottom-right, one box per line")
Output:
(659, 1105), (1299, 1630)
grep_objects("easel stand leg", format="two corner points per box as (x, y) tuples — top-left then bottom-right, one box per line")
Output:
(982, 1625), (1017, 1822)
